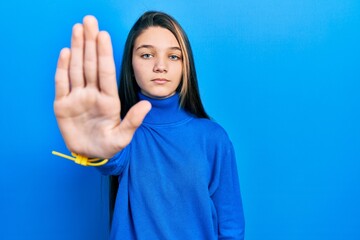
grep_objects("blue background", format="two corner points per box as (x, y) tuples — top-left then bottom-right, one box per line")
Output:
(0, 0), (359, 239)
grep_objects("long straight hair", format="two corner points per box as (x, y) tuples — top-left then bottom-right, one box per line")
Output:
(109, 11), (210, 222)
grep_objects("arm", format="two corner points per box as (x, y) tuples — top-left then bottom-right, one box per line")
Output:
(54, 16), (151, 159)
(211, 142), (245, 239)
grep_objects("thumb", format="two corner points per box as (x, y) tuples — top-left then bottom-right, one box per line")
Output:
(118, 100), (152, 143)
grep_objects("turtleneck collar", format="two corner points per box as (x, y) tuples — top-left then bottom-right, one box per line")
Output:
(138, 92), (192, 125)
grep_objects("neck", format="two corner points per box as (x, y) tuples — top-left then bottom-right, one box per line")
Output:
(138, 92), (192, 125)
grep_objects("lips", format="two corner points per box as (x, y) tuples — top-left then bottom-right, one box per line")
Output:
(152, 78), (170, 84)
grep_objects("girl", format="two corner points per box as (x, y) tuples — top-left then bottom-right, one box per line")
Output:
(54, 11), (245, 239)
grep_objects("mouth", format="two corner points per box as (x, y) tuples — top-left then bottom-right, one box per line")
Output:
(151, 78), (170, 84)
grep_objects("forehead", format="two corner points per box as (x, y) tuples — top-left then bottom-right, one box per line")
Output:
(134, 27), (180, 49)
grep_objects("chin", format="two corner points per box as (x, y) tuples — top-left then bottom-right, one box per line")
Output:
(142, 90), (176, 99)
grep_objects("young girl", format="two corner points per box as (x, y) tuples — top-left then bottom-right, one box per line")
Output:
(54, 11), (245, 239)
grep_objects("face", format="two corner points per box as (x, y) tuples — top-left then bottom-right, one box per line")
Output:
(132, 27), (183, 99)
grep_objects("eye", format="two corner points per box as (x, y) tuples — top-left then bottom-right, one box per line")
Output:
(141, 53), (153, 59)
(169, 54), (181, 61)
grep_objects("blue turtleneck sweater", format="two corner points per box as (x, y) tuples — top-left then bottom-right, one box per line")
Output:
(98, 93), (245, 239)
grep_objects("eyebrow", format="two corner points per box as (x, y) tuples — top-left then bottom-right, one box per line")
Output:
(135, 44), (181, 52)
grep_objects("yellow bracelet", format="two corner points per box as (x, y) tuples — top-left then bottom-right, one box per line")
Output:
(52, 151), (108, 166)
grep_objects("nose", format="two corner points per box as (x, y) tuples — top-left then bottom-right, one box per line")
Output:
(153, 57), (167, 73)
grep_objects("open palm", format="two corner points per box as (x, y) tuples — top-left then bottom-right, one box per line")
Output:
(54, 16), (150, 159)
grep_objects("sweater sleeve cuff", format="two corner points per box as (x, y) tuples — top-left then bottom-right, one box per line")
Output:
(96, 147), (129, 176)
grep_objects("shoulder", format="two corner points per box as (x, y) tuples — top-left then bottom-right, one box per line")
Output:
(190, 117), (232, 145)
(193, 118), (227, 132)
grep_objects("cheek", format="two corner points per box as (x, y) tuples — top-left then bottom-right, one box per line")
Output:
(132, 61), (145, 79)
(175, 64), (183, 81)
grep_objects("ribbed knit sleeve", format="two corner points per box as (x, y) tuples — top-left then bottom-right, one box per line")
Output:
(211, 140), (245, 239)
(96, 146), (130, 176)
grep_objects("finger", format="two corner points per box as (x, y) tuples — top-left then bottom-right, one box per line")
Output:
(97, 31), (118, 97)
(83, 15), (99, 88)
(118, 101), (152, 142)
(55, 48), (71, 99)
(69, 23), (85, 88)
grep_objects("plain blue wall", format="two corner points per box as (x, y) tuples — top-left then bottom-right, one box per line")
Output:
(0, 0), (359, 239)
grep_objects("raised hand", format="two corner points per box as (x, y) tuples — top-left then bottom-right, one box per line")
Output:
(54, 16), (151, 159)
